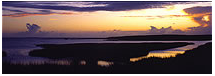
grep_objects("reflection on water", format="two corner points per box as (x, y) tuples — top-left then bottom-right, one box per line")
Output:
(130, 41), (211, 62)
(130, 51), (185, 62)
(3, 56), (72, 65)
(148, 51), (185, 58)
(2, 38), (212, 66)
(3, 56), (113, 67)
(98, 61), (114, 67)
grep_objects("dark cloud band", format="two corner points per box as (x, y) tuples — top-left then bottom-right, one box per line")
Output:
(2, 1), (194, 12)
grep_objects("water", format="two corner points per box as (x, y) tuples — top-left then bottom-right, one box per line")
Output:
(130, 41), (211, 62)
(2, 38), (211, 67)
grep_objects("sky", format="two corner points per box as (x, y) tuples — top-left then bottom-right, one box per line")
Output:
(2, 1), (212, 37)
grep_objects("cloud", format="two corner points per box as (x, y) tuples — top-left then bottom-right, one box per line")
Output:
(146, 26), (184, 34)
(3, 12), (74, 17)
(183, 6), (212, 26)
(183, 6), (212, 34)
(3, 1), (208, 17)
(2, 1), (189, 12)
(120, 15), (190, 20)
(3, 23), (68, 37)
(2, 8), (26, 13)
(3, 9), (75, 17)
(26, 23), (41, 33)
(187, 25), (211, 35)
(183, 6), (212, 14)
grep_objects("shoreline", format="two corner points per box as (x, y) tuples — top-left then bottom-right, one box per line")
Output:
(107, 35), (212, 41)
(29, 42), (193, 61)
(3, 35), (212, 41)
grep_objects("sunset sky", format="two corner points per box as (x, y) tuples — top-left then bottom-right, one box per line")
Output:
(2, 1), (212, 37)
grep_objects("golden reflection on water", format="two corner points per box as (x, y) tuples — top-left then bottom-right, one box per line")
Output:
(97, 61), (114, 67)
(130, 51), (185, 62)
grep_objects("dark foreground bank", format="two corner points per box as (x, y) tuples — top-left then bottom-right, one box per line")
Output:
(2, 51), (7, 57)
(2, 42), (211, 74)
(107, 35), (212, 41)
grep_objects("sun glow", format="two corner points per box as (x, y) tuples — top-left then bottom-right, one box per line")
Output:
(117, 5), (198, 31)
(202, 15), (210, 22)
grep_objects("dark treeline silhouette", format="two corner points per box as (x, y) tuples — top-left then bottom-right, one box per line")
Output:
(3, 35), (212, 41)
(107, 35), (212, 41)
